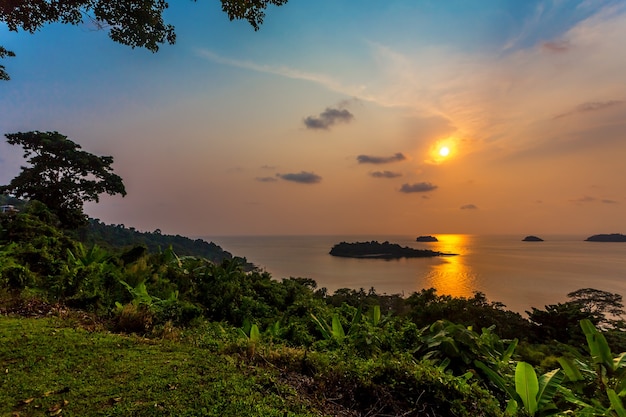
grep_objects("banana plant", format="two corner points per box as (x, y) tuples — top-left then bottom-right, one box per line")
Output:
(310, 312), (346, 343)
(367, 304), (381, 327)
(239, 319), (262, 356)
(556, 319), (626, 416)
(475, 360), (564, 416)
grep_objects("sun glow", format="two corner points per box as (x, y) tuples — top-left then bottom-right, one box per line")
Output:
(428, 138), (457, 164)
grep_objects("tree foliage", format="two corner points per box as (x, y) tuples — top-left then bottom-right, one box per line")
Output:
(0, 0), (288, 80)
(0, 46), (15, 80)
(0, 131), (126, 228)
(567, 287), (625, 321)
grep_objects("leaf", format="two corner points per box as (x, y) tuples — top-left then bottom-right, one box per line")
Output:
(502, 338), (519, 363)
(515, 361), (539, 415)
(331, 313), (345, 341)
(310, 313), (331, 340)
(536, 369), (564, 411)
(504, 399), (518, 416)
(347, 307), (362, 336)
(557, 357), (584, 382)
(370, 305), (381, 327)
(608, 388), (626, 417)
(249, 324), (261, 344)
(581, 319), (613, 370)
(614, 352), (626, 370)
(474, 360), (519, 401)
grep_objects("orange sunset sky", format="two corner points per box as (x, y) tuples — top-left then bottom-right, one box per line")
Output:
(1, 1), (625, 236)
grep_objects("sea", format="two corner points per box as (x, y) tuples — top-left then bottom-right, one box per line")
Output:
(206, 234), (626, 316)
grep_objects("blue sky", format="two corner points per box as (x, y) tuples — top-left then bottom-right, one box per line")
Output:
(1, 0), (625, 236)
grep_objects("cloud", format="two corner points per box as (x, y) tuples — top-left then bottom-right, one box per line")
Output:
(195, 48), (362, 97)
(569, 196), (618, 204)
(554, 100), (624, 119)
(256, 176), (277, 182)
(304, 108), (354, 130)
(369, 170), (402, 178)
(570, 196), (596, 203)
(460, 204), (478, 210)
(277, 171), (322, 184)
(357, 152), (406, 164)
(399, 182), (438, 193)
(542, 41), (571, 53)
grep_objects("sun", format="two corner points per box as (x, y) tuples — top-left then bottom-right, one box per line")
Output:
(439, 146), (450, 157)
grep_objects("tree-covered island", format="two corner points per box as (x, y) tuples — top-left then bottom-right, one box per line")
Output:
(585, 233), (626, 242)
(329, 240), (452, 259)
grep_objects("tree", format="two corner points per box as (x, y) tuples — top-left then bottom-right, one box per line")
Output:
(0, 131), (126, 228)
(566, 288), (624, 322)
(0, 46), (15, 80)
(0, 0), (288, 80)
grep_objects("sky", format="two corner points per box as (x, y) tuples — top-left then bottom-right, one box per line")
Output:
(1, 0), (626, 237)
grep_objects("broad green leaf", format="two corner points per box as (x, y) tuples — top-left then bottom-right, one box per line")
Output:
(310, 313), (331, 340)
(608, 388), (626, 417)
(557, 357), (584, 382)
(371, 305), (381, 327)
(331, 313), (345, 341)
(474, 360), (519, 401)
(537, 369), (564, 411)
(515, 361), (538, 415)
(581, 319), (613, 370)
(249, 324), (261, 344)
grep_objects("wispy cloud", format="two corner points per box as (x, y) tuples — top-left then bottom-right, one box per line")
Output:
(553, 100), (624, 119)
(256, 176), (277, 182)
(569, 196), (619, 204)
(195, 48), (361, 96)
(460, 204), (478, 210)
(357, 153), (406, 164)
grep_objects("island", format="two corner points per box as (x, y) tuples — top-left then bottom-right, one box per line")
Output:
(585, 233), (626, 242)
(522, 235), (544, 242)
(329, 241), (452, 259)
(416, 235), (438, 242)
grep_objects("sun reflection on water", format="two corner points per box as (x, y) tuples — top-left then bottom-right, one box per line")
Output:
(422, 234), (477, 298)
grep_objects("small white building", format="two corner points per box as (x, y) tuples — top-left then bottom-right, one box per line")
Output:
(0, 205), (18, 213)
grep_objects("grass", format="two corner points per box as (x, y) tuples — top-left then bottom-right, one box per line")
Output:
(0, 316), (321, 417)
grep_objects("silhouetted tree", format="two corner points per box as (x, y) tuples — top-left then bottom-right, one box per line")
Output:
(0, 131), (126, 229)
(566, 288), (624, 325)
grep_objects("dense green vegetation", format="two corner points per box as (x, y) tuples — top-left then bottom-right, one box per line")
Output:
(3, 200), (626, 416)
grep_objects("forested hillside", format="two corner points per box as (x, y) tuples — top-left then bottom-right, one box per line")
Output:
(3, 201), (626, 415)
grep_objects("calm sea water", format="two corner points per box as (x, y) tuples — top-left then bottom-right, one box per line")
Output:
(207, 235), (626, 315)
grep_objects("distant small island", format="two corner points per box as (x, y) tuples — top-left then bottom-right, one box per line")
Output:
(416, 235), (438, 242)
(522, 235), (544, 242)
(585, 233), (626, 242)
(329, 241), (451, 259)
